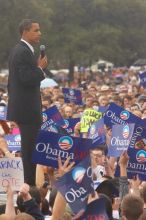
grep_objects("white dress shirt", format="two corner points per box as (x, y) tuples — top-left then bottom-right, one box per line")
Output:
(21, 39), (34, 54)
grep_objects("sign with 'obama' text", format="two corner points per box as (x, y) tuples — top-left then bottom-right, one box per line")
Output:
(54, 156), (94, 216)
(108, 123), (135, 157)
(0, 106), (7, 120)
(41, 105), (66, 130)
(115, 147), (146, 181)
(126, 148), (146, 181)
(104, 102), (145, 128)
(0, 157), (24, 192)
(129, 124), (146, 150)
(63, 118), (80, 135)
(32, 131), (92, 168)
(88, 118), (106, 148)
(5, 134), (21, 151)
(62, 88), (83, 105)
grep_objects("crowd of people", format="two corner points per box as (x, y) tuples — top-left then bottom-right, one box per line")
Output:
(0, 64), (146, 220)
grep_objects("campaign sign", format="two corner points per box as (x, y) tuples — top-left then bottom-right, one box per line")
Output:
(62, 88), (83, 105)
(127, 148), (146, 180)
(54, 156), (94, 215)
(129, 124), (146, 150)
(88, 118), (106, 148)
(115, 148), (146, 181)
(139, 71), (146, 88)
(41, 105), (65, 130)
(63, 118), (80, 135)
(0, 106), (7, 120)
(104, 102), (144, 128)
(5, 134), (21, 151)
(80, 108), (102, 133)
(108, 123), (135, 157)
(0, 157), (24, 192)
(98, 106), (108, 113)
(46, 123), (69, 135)
(32, 131), (92, 168)
(76, 198), (109, 220)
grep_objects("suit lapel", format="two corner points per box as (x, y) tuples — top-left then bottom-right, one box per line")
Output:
(19, 41), (34, 56)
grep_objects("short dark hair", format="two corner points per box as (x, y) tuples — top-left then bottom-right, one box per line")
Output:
(19, 19), (37, 35)
(17, 186), (41, 212)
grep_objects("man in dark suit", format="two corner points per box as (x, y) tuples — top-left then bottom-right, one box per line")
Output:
(7, 19), (48, 186)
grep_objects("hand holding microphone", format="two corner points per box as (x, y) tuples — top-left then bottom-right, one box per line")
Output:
(37, 44), (48, 69)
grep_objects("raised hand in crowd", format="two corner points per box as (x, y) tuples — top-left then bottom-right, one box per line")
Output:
(18, 183), (44, 220)
(104, 157), (114, 177)
(74, 122), (81, 137)
(0, 184), (16, 220)
(55, 156), (75, 179)
(19, 183), (32, 202)
(119, 151), (129, 177)
(0, 136), (14, 158)
(130, 175), (141, 196)
(51, 157), (75, 220)
(5, 184), (16, 219)
(119, 151), (129, 200)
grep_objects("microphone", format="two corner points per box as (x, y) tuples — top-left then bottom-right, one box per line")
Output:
(39, 45), (53, 78)
(40, 45), (46, 58)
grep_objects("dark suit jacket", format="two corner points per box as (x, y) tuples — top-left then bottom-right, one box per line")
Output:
(7, 41), (45, 124)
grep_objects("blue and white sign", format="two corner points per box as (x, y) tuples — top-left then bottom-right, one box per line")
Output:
(62, 118), (80, 135)
(88, 118), (106, 148)
(104, 102), (145, 128)
(129, 124), (146, 149)
(139, 71), (146, 88)
(62, 88), (83, 105)
(32, 131), (92, 168)
(98, 106), (108, 113)
(115, 147), (146, 181)
(5, 134), (21, 151)
(54, 156), (94, 215)
(108, 123), (135, 157)
(41, 105), (66, 130)
(127, 148), (146, 180)
(0, 106), (7, 121)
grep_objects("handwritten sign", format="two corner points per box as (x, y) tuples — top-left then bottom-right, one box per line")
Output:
(0, 157), (24, 192)
(80, 109), (102, 133)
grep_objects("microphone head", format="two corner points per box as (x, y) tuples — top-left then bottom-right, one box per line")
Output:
(40, 44), (45, 51)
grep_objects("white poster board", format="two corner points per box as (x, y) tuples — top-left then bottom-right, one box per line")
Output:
(0, 157), (24, 192)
